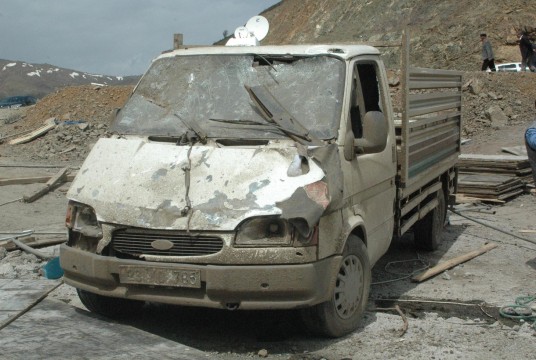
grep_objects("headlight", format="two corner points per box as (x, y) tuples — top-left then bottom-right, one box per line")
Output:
(66, 201), (102, 238)
(235, 217), (292, 247)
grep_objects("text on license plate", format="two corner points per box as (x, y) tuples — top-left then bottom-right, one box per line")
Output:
(118, 265), (201, 288)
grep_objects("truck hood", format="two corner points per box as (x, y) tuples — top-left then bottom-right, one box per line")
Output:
(68, 138), (336, 231)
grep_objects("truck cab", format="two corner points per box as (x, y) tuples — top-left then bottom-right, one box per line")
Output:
(60, 41), (461, 337)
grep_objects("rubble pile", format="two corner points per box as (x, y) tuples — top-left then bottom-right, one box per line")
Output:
(461, 72), (536, 137)
(0, 84), (133, 161)
(0, 249), (43, 280)
(22, 84), (133, 131)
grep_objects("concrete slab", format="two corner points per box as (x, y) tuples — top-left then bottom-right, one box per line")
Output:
(0, 279), (60, 328)
(0, 298), (208, 359)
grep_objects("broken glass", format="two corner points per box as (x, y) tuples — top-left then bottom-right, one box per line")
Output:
(112, 54), (345, 140)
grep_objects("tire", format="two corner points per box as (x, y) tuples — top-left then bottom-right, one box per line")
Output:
(414, 188), (447, 251)
(301, 235), (371, 337)
(77, 289), (145, 318)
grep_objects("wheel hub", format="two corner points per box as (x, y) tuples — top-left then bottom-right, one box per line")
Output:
(334, 254), (363, 319)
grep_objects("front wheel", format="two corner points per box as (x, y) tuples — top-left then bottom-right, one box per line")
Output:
(77, 289), (145, 318)
(414, 188), (447, 251)
(301, 235), (371, 337)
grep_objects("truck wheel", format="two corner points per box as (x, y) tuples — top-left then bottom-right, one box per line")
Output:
(414, 188), (446, 251)
(301, 235), (371, 337)
(77, 289), (144, 318)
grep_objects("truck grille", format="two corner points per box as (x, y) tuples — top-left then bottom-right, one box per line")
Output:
(112, 228), (224, 257)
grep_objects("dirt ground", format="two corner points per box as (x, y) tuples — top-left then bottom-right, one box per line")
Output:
(1, 81), (535, 359)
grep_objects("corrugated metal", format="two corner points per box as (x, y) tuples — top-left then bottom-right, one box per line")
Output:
(399, 62), (462, 185)
(112, 228), (224, 257)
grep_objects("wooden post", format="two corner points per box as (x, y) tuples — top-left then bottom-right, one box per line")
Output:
(174, 33), (183, 50)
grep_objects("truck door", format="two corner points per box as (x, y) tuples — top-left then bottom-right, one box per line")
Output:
(346, 59), (396, 264)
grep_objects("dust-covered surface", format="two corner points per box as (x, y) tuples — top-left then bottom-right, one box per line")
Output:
(1, 78), (536, 359)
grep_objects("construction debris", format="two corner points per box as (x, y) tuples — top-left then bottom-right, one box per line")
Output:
(457, 173), (524, 201)
(8, 118), (57, 145)
(22, 167), (69, 203)
(0, 173), (76, 186)
(457, 153), (533, 201)
(458, 154), (532, 181)
(411, 243), (498, 282)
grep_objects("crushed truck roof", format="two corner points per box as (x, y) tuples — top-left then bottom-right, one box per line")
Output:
(156, 44), (381, 61)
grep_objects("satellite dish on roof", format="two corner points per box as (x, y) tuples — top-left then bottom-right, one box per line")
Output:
(226, 15), (269, 46)
(246, 16), (269, 41)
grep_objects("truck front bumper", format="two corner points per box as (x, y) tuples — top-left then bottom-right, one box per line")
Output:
(60, 245), (342, 310)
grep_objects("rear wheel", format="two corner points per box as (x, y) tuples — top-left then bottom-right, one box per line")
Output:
(414, 188), (447, 251)
(301, 235), (371, 337)
(77, 289), (145, 318)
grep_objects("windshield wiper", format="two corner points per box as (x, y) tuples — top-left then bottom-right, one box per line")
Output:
(244, 85), (323, 146)
(209, 118), (313, 140)
(174, 113), (207, 144)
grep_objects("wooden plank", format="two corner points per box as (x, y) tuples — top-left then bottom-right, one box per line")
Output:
(0, 174), (76, 186)
(23, 167), (69, 203)
(0, 236), (66, 251)
(411, 243), (498, 282)
(501, 145), (527, 156)
(8, 118), (57, 145)
(455, 194), (505, 204)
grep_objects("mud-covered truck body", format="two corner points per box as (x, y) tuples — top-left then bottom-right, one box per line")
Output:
(60, 38), (462, 337)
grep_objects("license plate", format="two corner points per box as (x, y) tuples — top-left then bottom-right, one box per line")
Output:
(118, 265), (201, 288)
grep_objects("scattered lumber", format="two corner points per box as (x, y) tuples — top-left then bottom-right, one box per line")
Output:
(457, 173), (524, 202)
(8, 117), (57, 145)
(501, 145), (527, 156)
(457, 153), (533, 202)
(23, 167), (69, 203)
(411, 243), (498, 282)
(0, 236), (66, 251)
(0, 173), (76, 186)
(458, 154), (530, 176)
(455, 194), (505, 204)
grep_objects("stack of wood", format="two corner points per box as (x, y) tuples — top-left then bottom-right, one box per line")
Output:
(457, 154), (531, 202)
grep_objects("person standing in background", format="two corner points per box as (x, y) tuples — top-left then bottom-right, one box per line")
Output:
(480, 33), (496, 72)
(519, 30), (534, 71)
(525, 100), (536, 184)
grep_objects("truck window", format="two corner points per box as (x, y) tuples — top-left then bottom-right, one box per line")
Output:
(349, 62), (383, 138)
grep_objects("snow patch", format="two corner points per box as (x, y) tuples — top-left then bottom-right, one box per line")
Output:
(116, 76), (124, 81)
(69, 72), (80, 78)
(27, 70), (41, 77)
(2, 62), (17, 71)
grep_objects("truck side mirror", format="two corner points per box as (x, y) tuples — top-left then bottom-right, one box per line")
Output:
(345, 111), (388, 160)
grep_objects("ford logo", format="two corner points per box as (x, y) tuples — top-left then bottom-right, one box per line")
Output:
(151, 240), (174, 251)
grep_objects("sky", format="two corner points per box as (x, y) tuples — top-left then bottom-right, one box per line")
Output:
(0, 0), (280, 76)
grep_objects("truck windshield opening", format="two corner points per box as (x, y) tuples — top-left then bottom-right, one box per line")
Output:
(111, 54), (345, 141)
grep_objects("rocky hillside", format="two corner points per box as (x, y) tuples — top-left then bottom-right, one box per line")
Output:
(0, 59), (139, 99)
(260, 0), (536, 70)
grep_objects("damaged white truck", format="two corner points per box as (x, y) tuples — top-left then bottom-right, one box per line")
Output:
(60, 33), (462, 337)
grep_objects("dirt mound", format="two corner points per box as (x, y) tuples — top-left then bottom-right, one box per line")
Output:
(0, 85), (133, 162)
(23, 85), (133, 130)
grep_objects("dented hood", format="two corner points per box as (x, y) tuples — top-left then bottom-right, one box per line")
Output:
(68, 138), (336, 231)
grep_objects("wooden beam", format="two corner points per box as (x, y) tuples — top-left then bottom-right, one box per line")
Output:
(411, 243), (498, 282)
(23, 167), (69, 203)
(8, 118), (57, 145)
(0, 174), (76, 186)
(0, 236), (66, 251)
